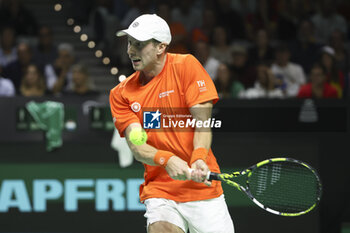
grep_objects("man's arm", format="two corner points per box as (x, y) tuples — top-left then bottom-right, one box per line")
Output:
(125, 123), (191, 180)
(190, 101), (213, 151)
(189, 101), (214, 185)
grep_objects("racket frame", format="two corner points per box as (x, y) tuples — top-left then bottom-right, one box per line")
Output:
(208, 157), (322, 216)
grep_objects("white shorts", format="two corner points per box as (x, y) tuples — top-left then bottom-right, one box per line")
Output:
(144, 194), (234, 233)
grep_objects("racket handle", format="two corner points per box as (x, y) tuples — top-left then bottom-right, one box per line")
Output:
(207, 172), (220, 181)
(188, 168), (219, 181)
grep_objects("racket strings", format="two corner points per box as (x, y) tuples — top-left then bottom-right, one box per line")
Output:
(248, 161), (320, 213)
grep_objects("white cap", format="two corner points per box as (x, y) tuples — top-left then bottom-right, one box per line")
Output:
(321, 46), (335, 56)
(116, 14), (172, 44)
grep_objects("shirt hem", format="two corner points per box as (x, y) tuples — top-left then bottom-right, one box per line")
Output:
(140, 190), (224, 203)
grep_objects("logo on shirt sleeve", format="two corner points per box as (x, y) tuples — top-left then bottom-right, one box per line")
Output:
(143, 110), (161, 129)
(131, 102), (141, 112)
(197, 80), (207, 92)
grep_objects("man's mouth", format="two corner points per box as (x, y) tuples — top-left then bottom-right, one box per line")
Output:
(131, 58), (141, 65)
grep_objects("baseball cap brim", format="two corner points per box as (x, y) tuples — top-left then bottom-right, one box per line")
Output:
(116, 29), (153, 42)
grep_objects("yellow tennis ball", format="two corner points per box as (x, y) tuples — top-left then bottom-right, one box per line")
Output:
(129, 128), (147, 145)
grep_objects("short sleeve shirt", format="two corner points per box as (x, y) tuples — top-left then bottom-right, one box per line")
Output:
(110, 53), (223, 202)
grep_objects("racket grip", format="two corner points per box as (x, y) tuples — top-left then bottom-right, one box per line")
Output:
(207, 172), (220, 181)
(188, 168), (219, 181)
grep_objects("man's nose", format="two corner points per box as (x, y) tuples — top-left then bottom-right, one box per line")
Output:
(127, 45), (135, 56)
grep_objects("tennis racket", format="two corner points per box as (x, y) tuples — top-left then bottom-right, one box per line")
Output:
(206, 157), (322, 216)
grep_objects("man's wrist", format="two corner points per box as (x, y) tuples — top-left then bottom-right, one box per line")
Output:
(190, 147), (208, 165)
(154, 150), (174, 168)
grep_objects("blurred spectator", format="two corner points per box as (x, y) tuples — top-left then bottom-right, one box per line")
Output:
(271, 44), (306, 97)
(210, 26), (233, 65)
(19, 64), (46, 97)
(171, 0), (201, 34)
(191, 8), (216, 44)
(214, 63), (244, 99)
(88, 0), (119, 49)
(157, 2), (189, 54)
(45, 43), (76, 94)
(319, 46), (345, 98)
(239, 62), (284, 99)
(0, 26), (17, 68)
(289, 19), (322, 74)
(245, 0), (277, 42)
(2, 42), (33, 92)
(120, 0), (154, 29)
(213, 0), (245, 41)
(0, 0), (38, 36)
(273, 0), (299, 41)
(297, 63), (338, 98)
(231, 44), (256, 89)
(247, 28), (274, 66)
(34, 25), (58, 68)
(231, 0), (257, 18)
(337, 0), (350, 25)
(113, 0), (130, 21)
(0, 76), (15, 97)
(299, 0), (319, 17)
(329, 29), (349, 74)
(67, 0), (94, 25)
(193, 40), (220, 80)
(311, 0), (347, 44)
(63, 64), (98, 96)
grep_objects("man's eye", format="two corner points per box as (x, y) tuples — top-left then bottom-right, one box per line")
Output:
(128, 40), (145, 48)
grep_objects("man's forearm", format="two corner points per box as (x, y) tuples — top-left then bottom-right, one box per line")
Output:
(190, 101), (214, 151)
(125, 123), (177, 167)
(193, 129), (212, 151)
(126, 140), (158, 165)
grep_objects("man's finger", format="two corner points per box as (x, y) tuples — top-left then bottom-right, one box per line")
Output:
(204, 180), (212, 186)
(185, 168), (193, 180)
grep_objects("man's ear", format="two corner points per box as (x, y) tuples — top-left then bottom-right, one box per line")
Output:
(157, 43), (167, 55)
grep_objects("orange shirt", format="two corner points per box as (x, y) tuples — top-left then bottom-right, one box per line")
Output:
(109, 53), (223, 202)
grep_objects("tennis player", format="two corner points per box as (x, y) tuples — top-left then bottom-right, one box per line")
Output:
(110, 14), (234, 233)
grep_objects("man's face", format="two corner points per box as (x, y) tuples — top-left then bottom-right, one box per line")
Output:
(72, 71), (87, 87)
(257, 65), (268, 85)
(127, 37), (158, 71)
(276, 50), (290, 65)
(17, 44), (32, 65)
(25, 65), (39, 85)
(310, 67), (325, 86)
(39, 27), (53, 47)
(58, 50), (73, 67)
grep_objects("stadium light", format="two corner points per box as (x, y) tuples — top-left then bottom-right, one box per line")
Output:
(102, 57), (110, 65)
(95, 50), (103, 58)
(73, 25), (81, 33)
(111, 67), (119, 75)
(118, 75), (126, 82)
(54, 4), (62, 12)
(80, 34), (88, 42)
(55, 1), (120, 83)
(88, 41), (96, 49)
(67, 18), (74, 26)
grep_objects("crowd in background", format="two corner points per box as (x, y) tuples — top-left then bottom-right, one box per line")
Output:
(0, 0), (350, 99)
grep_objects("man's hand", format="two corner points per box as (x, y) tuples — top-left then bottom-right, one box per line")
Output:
(191, 159), (212, 186)
(165, 156), (192, 181)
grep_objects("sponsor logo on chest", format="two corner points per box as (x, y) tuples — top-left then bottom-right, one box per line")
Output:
(159, 90), (174, 98)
